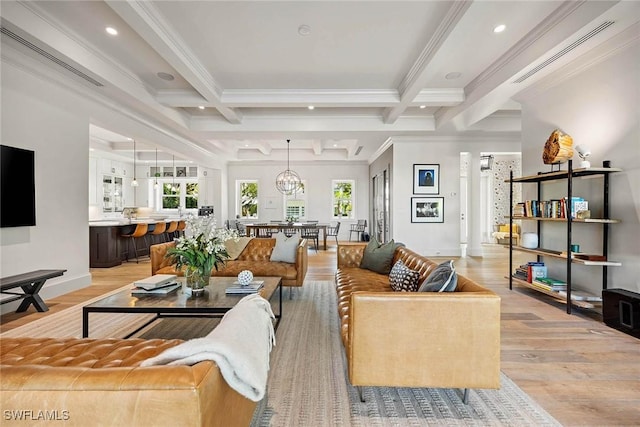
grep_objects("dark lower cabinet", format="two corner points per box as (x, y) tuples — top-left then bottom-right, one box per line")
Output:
(89, 226), (121, 268)
(603, 289), (640, 339)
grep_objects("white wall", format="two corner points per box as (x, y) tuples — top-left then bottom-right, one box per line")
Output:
(0, 61), (91, 311)
(391, 138), (521, 256)
(517, 39), (640, 294)
(227, 161), (369, 241)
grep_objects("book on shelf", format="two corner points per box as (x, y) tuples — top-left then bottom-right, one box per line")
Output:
(131, 282), (180, 296)
(526, 262), (544, 283)
(225, 281), (264, 294)
(558, 289), (602, 302)
(133, 274), (178, 290)
(533, 277), (567, 291)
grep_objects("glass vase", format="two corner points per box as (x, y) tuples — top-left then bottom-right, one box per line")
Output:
(185, 266), (211, 296)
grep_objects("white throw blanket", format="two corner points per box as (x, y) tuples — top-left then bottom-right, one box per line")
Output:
(141, 294), (276, 401)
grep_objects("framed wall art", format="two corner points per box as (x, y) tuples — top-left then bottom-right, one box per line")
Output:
(411, 197), (444, 223)
(413, 164), (439, 194)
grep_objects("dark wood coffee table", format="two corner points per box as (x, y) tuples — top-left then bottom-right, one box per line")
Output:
(82, 276), (282, 338)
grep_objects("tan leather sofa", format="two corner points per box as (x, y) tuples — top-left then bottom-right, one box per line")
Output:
(150, 238), (308, 288)
(0, 337), (256, 426)
(335, 242), (501, 400)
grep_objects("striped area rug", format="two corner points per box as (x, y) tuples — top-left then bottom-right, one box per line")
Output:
(1, 281), (560, 426)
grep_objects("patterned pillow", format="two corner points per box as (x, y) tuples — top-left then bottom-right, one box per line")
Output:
(389, 260), (421, 292)
(418, 260), (458, 292)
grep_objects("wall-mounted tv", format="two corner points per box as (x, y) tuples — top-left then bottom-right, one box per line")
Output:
(1, 145), (36, 228)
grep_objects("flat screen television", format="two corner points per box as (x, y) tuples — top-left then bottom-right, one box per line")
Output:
(1, 144), (36, 227)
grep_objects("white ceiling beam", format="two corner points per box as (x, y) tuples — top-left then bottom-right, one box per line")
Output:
(190, 115), (436, 133)
(157, 88), (465, 109)
(435, 0), (621, 130)
(383, 1), (473, 124)
(106, 0), (242, 124)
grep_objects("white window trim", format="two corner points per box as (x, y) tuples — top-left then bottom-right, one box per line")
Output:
(150, 179), (199, 213)
(236, 179), (259, 219)
(331, 179), (355, 219)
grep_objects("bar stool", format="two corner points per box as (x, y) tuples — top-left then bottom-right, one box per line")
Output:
(148, 221), (167, 245)
(121, 223), (148, 263)
(176, 220), (186, 238)
(165, 221), (179, 241)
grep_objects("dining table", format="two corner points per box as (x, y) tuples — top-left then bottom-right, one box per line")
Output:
(244, 223), (329, 250)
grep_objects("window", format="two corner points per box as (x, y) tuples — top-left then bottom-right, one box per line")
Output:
(162, 183), (180, 209)
(238, 180), (258, 218)
(284, 181), (306, 221)
(157, 180), (198, 210)
(332, 180), (354, 219)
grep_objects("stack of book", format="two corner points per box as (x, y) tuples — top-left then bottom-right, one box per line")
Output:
(131, 274), (180, 296)
(532, 277), (567, 292)
(225, 280), (264, 294)
(513, 262), (546, 283)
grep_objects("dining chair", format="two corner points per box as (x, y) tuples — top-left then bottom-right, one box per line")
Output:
(301, 224), (319, 252)
(349, 219), (367, 241)
(235, 221), (247, 237)
(326, 221), (341, 245)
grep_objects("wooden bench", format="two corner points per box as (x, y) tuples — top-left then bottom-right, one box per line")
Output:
(0, 269), (66, 312)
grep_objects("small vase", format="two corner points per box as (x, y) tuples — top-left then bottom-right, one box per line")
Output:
(185, 266), (211, 296)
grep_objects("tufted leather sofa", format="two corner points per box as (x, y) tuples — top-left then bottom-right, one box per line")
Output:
(0, 337), (256, 426)
(335, 242), (501, 397)
(150, 238), (308, 288)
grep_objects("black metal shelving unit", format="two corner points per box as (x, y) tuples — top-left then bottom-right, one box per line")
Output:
(507, 160), (622, 314)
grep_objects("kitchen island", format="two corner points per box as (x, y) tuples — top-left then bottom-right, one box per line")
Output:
(89, 218), (180, 268)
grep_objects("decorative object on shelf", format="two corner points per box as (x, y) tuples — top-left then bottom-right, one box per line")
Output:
(165, 216), (238, 296)
(521, 232), (539, 249)
(480, 154), (494, 171)
(131, 139), (139, 187)
(413, 164), (440, 194)
(575, 144), (591, 168)
(275, 139), (303, 195)
(542, 129), (573, 165)
(411, 197), (444, 223)
(237, 270), (254, 286)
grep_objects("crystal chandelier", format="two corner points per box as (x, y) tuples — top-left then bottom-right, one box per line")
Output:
(275, 139), (302, 195)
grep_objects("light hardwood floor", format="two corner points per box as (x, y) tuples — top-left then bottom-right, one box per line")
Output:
(2, 244), (639, 426)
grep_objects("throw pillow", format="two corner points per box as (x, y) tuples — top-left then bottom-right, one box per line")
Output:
(418, 260), (458, 292)
(269, 232), (298, 263)
(224, 237), (253, 260)
(389, 260), (421, 292)
(359, 238), (397, 274)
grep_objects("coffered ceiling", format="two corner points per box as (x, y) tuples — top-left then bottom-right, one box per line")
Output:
(1, 1), (638, 165)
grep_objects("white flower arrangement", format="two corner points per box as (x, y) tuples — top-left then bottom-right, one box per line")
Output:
(166, 215), (239, 275)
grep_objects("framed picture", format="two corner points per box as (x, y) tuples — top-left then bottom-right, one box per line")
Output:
(411, 197), (444, 223)
(413, 164), (439, 194)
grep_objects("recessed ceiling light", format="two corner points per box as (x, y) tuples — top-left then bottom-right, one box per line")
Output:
(307, 105), (315, 110)
(198, 106), (205, 110)
(157, 72), (175, 81)
(445, 72), (462, 80)
(333, 144), (338, 147)
(419, 105), (426, 109)
(298, 25), (312, 36)
(105, 27), (118, 36)
(127, 137), (133, 141)
(494, 24), (506, 33)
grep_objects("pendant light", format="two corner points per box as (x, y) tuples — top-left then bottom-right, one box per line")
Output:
(275, 139), (302, 195)
(130, 139), (139, 187)
(153, 148), (159, 190)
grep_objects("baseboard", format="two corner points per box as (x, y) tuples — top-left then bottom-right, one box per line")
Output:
(0, 272), (91, 315)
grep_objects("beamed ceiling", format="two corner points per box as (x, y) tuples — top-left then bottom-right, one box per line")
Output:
(1, 1), (638, 165)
